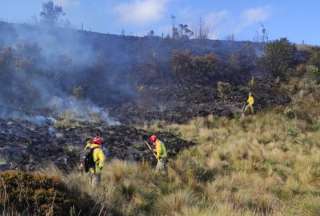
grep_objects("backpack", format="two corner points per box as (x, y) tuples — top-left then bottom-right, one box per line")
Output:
(84, 148), (97, 172)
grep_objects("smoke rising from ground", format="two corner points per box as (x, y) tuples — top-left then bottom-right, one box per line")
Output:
(0, 22), (133, 125)
(0, 20), (262, 125)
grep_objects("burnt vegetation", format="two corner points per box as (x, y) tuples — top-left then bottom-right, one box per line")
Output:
(2, 2), (320, 214)
(0, 18), (303, 125)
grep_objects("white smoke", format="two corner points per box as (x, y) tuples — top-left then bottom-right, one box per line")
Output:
(48, 96), (120, 125)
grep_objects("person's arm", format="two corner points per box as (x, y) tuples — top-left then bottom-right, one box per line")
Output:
(84, 140), (91, 150)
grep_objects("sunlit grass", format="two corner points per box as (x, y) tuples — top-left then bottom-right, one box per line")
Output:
(4, 74), (320, 215)
(56, 85), (320, 215)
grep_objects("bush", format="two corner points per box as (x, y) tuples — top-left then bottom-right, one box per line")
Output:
(260, 38), (298, 79)
(217, 81), (232, 101)
(171, 51), (220, 86)
(306, 64), (320, 82)
(0, 171), (95, 216)
(308, 47), (320, 68)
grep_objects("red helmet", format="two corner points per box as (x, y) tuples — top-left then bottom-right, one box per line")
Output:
(149, 135), (157, 143)
(92, 136), (103, 145)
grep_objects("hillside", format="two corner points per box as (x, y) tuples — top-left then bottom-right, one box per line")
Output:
(0, 21), (278, 124)
(2, 69), (320, 215)
(1, 20), (320, 215)
(0, 21), (294, 171)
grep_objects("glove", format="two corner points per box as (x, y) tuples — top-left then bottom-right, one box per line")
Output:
(142, 134), (149, 140)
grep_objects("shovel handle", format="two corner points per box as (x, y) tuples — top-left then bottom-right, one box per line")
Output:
(144, 141), (157, 158)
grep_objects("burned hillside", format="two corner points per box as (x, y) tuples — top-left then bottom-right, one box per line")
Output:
(0, 22), (305, 172)
(0, 118), (194, 171)
(0, 21), (283, 124)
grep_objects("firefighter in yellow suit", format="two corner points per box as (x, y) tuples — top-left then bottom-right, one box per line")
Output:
(244, 92), (255, 114)
(84, 133), (106, 186)
(149, 135), (168, 175)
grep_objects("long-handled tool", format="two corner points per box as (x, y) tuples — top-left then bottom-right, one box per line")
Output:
(144, 140), (157, 159)
(241, 102), (247, 114)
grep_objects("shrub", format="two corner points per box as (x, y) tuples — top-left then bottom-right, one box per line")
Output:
(171, 51), (220, 86)
(306, 64), (320, 82)
(260, 38), (298, 79)
(217, 81), (232, 101)
(308, 47), (320, 68)
(0, 171), (95, 216)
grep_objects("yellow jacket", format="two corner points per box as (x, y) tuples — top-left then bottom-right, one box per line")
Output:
(247, 95), (254, 106)
(85, 142), (106, 173)
(154, 140), (167, 160)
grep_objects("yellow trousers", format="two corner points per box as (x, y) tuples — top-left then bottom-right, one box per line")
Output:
(244, 104), (254, 114)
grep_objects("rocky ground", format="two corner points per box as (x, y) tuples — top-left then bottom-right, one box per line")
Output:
(0, 119), (194, 171)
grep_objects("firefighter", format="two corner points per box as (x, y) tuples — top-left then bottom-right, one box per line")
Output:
(244, 92), (255, 114)
(83, 131), (106, 186)
(149, 135), (168, 174)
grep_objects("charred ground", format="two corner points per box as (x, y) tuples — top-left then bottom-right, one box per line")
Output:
(0, 21), (291, 124)
(1, 20), (320, 216)
(0, 119), (194, 171)
(0, 21), (305, 172)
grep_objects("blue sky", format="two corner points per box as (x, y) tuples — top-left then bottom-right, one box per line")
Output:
(0, 0), (318, 44)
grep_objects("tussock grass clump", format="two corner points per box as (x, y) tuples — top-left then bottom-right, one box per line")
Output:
(64, 160), (161, 216)
(0, 171), (95, 216)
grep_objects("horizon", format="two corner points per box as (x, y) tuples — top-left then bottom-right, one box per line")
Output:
(0, 0), (319, 45)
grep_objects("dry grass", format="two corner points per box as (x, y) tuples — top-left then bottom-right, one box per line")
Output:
(50, 74), (320, 216)
(0, 170), (95, 216)
(58, 90), (320, 215)
(4, 74), (320, 215)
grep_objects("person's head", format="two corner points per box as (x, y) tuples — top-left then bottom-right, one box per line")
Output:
(149, 135), (157, 144)
(249, 92), (252, 96)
